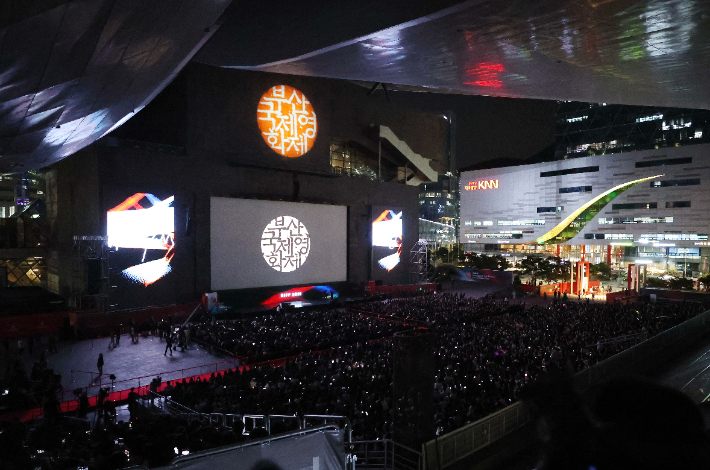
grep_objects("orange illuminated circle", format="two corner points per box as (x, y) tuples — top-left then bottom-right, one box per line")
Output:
(257, 85), (317, 157)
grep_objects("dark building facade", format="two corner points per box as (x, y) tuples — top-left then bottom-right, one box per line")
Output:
(555, 101), (710, 160)
(40, 64), (446, 310)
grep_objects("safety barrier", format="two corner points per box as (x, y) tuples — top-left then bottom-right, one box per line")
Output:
(422, 308), (710, 469)
(422, 401), (527, 470)
(352, 440), (422, 470)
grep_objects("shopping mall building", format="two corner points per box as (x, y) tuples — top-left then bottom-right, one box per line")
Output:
(460, 143), (710, 276)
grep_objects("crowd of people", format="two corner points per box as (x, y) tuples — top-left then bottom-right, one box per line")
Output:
(3, 292), (708, 469)
(188, 309), (411, 363)
(167, 294), (708, 438)
(1, 403), (249, 470)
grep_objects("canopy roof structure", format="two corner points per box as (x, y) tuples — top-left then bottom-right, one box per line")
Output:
(3, 0), (710, 172)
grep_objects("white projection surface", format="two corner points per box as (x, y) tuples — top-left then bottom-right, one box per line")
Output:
(210, 198), (347, 290)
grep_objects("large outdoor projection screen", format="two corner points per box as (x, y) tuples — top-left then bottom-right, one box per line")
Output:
(210, 198), (347, 290)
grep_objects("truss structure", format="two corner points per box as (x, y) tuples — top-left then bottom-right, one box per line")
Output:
(409, 239), (433, 284)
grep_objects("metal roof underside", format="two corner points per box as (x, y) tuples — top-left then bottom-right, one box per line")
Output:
(223, 0), (710, 109)
(4, 0), (710, 171)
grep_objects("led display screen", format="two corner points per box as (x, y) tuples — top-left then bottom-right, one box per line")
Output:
(107, 193), (175, 286)
(372, 207), (403, 277)
(210, 198), (347, 290)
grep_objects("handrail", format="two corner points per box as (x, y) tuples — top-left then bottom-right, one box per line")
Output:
(303, 414), (353, 443)
(352, 439), (423, 470)
(66, 357), (240, 398)
(171, 424), (342, 464)
(585, 331), (648, 348)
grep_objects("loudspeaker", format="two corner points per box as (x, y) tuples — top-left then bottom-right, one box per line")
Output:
(86, 259), (102, 294)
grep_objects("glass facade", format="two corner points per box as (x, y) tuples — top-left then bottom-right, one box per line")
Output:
(554, 102), (710, 161)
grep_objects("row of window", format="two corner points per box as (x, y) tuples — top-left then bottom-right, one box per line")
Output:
(612, 202), (657, 210)
(598, 216), (674, 224)
(465, 233), (524, 239)
(584, 233), (634, 240)
(639, 233), (708, 241)
(608, 201), (691, 210)
(537, 206), (564, 213)
(650, 179), (700, 187)
(464, 220), (545, 226)
(536, 163), (701, 185)
(540, 166), (599, 178)
(559, 185), (592, 194)
(497, 220), (545, 226)
(635, 157), (692, 168)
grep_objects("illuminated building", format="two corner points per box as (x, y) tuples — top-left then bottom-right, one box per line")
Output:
(554, 102), (710, 161)
(460, 144), (710, 275)
(419, 175), (458, 222)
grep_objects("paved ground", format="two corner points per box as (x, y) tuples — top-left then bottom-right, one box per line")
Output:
(2, 333), (240, 402)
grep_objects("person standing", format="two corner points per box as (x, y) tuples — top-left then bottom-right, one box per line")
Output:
(97, 352), (104, 376)
(164, 335), (173, 356)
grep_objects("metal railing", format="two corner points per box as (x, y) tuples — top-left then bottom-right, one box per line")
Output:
(352, 440), (422, 470)
(172, 424), (343, 464)
(154, 394), (351, 440)
(67, 358), (241, 402)
(422, 401), (527, 470)
(585, 331), (648, 349)
(422, 307), (710, 469)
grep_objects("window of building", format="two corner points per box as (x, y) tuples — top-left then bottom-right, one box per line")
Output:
(635, 157), (692, 168)
(651, 179), (700, 188)
(330, 141), (379, 180)
(540, 166), (599, 178)
(584, 233), (634, 240)
(611, 202), (657, 210)
(559, 186), (592, 194)
(635, 114), (663, 123)
(639, 233), (708, 241)
(598, 216), (673, 224)
(466, 233), (523, 239)
(666, 201), (691, 208)
(497, 220), (545, 226)
(537, 206), (564, 213)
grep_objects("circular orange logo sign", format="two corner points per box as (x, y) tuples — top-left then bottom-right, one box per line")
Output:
(257, 85), (317, 157)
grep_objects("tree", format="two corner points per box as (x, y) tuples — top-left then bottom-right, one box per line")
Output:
(669, 277), (695, 290)
(520, 256), (570, 285)
(462, 253), (510, 270)
(645, 277), (667, 288)
(519, 257), (545, 286)
(698, 274), (710, 291)
(590, 262), (612, 281)
(543, 256), (570, 283)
